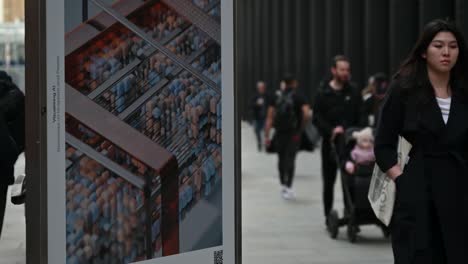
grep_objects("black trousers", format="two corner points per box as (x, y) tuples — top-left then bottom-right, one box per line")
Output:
(0, 183), (8, 238)
(277, 134), (299, 188)
(321, 140), (338, 217)
(253, 119), (265, 151)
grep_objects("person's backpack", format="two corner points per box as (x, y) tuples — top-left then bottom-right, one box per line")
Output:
(274, 89), (298, 132)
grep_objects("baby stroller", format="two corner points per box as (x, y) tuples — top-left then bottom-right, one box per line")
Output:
(326, 127), (390, 243)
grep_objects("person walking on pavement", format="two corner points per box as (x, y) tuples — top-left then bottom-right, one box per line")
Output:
(264, 75), (310, 200)
(250, 81), (269, 151)
(312, 55), (366, 225)
(362, 72), (389, 127)
(375, 19), (468, 263)
(0, 71), (25, 238)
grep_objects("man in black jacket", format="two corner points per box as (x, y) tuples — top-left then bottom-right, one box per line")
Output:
(313, 55), (366, 226)
(0, 71), (25, 237)
(250, 81), (269, 151)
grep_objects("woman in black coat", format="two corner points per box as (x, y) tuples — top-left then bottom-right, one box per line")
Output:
(375, 19), (468, 264)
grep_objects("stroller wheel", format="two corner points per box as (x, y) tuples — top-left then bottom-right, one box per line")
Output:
(327, 210), (339, 239)
(347, 224), (358, 243)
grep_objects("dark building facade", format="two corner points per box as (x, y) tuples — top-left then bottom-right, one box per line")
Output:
(236, 0), (468, 120)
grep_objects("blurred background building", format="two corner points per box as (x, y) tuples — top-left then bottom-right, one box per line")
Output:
(236, 0), (468, 120)
(0, 0), (25, 23)
(0, 0), (25, 91)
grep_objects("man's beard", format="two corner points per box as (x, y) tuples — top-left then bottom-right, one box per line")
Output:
(336, 76), (349, 84)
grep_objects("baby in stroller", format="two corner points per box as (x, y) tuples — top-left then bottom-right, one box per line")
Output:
(344, 127), (375, 176)
(326, 127), (389, 242)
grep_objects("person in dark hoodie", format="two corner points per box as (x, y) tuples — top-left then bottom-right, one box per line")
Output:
(0, 71), (25, 237)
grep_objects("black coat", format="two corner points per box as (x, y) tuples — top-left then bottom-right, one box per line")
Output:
(250, 93), (270, 121)
(0, 74), (24, 186)
(0, 86), (25, 152)
(375, 80), (468, 263)
(0, 113), (18, 185)
(313, 83), (367, 140)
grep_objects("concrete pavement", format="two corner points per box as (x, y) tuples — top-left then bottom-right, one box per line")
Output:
(0, 154), (26, 264)
(241, 122), (393, 264)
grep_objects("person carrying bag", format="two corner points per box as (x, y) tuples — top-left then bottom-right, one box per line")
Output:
(368, 136), (411, 226)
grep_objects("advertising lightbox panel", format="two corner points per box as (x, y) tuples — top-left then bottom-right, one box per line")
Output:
(45, 0), (236, 263)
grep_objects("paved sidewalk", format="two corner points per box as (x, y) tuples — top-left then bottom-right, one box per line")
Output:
(0, 154), (26, 264)
(241, 122), (393, 264)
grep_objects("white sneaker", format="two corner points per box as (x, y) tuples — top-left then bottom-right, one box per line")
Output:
(285, 188), (295, 200)
(280, 185), (287, 197)
(281, 187), (295, 200)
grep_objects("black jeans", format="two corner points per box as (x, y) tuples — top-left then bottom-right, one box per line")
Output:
(276, 134), (299, 188)
(253, 119), (265, 151)
(321, 140), (338, 217)
(0, 183), (8, 237)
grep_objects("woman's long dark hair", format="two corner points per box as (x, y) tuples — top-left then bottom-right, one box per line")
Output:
(394, 19), (468, 103)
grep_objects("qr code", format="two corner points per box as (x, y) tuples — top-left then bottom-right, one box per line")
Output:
(214, 250), (223, 264)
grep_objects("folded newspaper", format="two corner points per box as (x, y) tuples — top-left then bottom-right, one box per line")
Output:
(368, 137), (412, 226)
